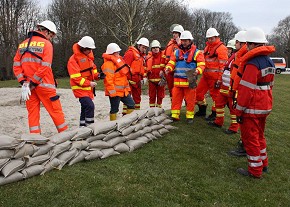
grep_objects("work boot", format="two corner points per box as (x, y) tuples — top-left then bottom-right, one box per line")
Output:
(263, 166), (268, 173)
(170, 117), (179, 122)
(208, 121), (222, 128)
(110, 113), (117, 121)
(224, 129), (237, 134)
(228, 140), (246, 157)
(186, 118), (194, 124)
(127, 109), (134, 114)
(195, 104), (207, 117)
(205, 111), (216, 121)
(237, 168), (261, 179)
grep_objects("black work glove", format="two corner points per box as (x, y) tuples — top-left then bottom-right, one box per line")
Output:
(236, 116), (243, 124)
(98, 72), (106, 79)
(214, 80), (221, 89)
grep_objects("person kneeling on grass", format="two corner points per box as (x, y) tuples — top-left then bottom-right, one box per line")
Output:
(102, 43), (135, 121)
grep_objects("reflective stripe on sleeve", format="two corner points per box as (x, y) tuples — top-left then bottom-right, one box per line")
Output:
(70, 73), (82, 78)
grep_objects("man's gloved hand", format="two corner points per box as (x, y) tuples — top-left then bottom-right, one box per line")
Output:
(90, 81), (97, 88)
(214, 80), (221, 89)
(98, 71), (106, 79)
(236, 116), (243, 124)
(141, 77), (148, 85)
(21, 82), (31, 101)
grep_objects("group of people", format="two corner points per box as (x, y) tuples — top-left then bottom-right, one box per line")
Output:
(13, 20), (276, 179)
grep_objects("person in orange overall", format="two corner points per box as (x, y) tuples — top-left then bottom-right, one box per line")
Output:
(165, 31), (205, 124)
(195, 28), (228, 121)
(146, 40), (166, 108)
(235, 27), (275, 178)
(164, 24), (184, 100)
(123, 37), (148, 111)
(208, 39), (239, 134)
(13, 20), (68, 134)
(67, 36), (101, 127)
(102, 43), (135, 121)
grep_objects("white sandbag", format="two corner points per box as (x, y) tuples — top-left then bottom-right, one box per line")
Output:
(14, 144), (38, 159)
(41, 158), (63, 175)
(88, 121), (117, 135)
(68, 150), (89, 166)
(139, 118), (152, 127)
(143, 133), (157, 141)
(21, 165), (44, 179)
(113, 143), (130, 153)
(86, 134), (106, 143)
(70, 140), (89, 150)
(32, 142), (55, 157)
(0, 172), (24, 186)
(151, 130), (162, 138)
(116, 118), (134, 131)
(125, 131), (141, 141)
(0, 135), (21, 150)
(25, 153), (50, 167)
(126, 140), (145, 152)
(121, 126), (135, 136)
(164, 125), (178, 130)
(89, 140), (111, 149)
(1, 159), (26, 177)
(136, 136), (150, 143)
(0, 158), (9, 170)
(133, 123), (144, 131)
(71, 127), (93, 141)
(49, 130), (77, 145)
(103, 131), (120, 141)
(50, 141), (72, 160)
(122, 112), (139, 123)
(57, 148), (79, 168)
(100, 148), (120, 159)
(139, 126), (152, 135)
(146, 108), (156, 118)
(151, 124), (164, 131)
(129, 109), (147, 121)
(151, 115), (167, 123)
(85, 150), (103, 160)
(20, 134), (49, 145)
(0, 149), (14, 159)
(158, 128), (170, 135)
(153, 107), (165, 116)
(161, 119), (173, 125)
(106, 136), (126, 147)
(150, 118), (158, 125)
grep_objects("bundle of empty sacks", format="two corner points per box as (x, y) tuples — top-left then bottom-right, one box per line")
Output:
(0, 107), (177, 186)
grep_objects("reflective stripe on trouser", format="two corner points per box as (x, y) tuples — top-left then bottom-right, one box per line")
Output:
(240, 116), (268, 177)
(79, 97), (95, 126)
(149, 81), (165, 108)
(196, 75), (220, 111)
(110, 95), (135, 114)
(171, 86), (196, 119)
(26, 86), (67, 133)
(166, 72), (174, 98)
(214, 91), (239, 132)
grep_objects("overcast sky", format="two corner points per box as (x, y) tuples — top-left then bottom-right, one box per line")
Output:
(40, 0), (289, 35)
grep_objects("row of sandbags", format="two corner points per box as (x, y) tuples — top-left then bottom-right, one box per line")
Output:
(0, 107), (177, 186)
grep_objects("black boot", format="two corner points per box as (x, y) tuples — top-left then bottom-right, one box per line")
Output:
(205, 111), (216, 121)
(228, 140), (246, 157)
(195, 104), (207, 117)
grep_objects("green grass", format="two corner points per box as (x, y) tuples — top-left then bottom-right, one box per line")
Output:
(0, 75), (290, 206)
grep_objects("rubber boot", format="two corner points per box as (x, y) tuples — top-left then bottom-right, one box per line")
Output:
(127, 109), (134, 114)
(205, 110), (216, 121)
(110, 113), (117, 121)
(228, 140), (246, 157)
(195, 104), (207, 117)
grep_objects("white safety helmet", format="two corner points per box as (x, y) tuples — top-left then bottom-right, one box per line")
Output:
(105, 43), (121, 54)
(180, 30), (194, 40)
(137, 37), (149, 47)
(227, 39), (236, 49)
(170, 23), (180, 33)
(77, 36), (96, 49)
(245, 27), (268, 43)
(234, 31), (247, 43)
(150, 40), (161, 48)
(206, 27), (220, 38)
(172, 25), (184, 34)
(37, 20), (57, 34)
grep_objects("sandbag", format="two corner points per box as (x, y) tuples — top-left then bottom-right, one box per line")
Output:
(14, 144), (38, 159)
(143, 133), (157, 141)
(151, 124), (164, 131)
(103, 131), (120, 141)
(0, 172), (24, 186)
(125, 131), (141, 141)
(131, 109), (147, 121)
(161, 119), (173, 125)
(164, 125), (178, 130)
(50, 141), (72, 159)
(133, 123), (144, 131)
(153, 107), (165, 116)
(106, 136), (126, 147)
(116, 118), (135, 131)
(151, 130), (162, 138)
(32, 142), (55, 157)
(89, 140), (111, 149)
(113, 143), (130, 153)
(71, 127), (93, 141)
(126, 140), (145, 152)
(146, 108), (156, 118)
(0, 135), (21, 150)
(0, 158), (9, 170)
(70, 140), (89, 150)
(25, 153), (50, 167)
(138, 119), (152, 127)
(0, 149), (14, 159)
(68, 151), (89, 166)
(136, 136), (150, 143)
(85, 150), (103, 160)
(122, 112), (139, 123)
(1, 159), (26, 177)
(49, 130), (77, 145)
(57, 148), (79, 168)
(121, 126), (135, 136)
(41, 158), (63, 175)
(158, 128), (170, 135)
(21, 165), (44, 179)
(151, 115), (167, 123)
(150, 118), (158, 125)
(86, 134), (106, 143)
(100, 148), (120, 159)
(139, 126), (152, 135)
(88, 121), (117, 135)
(20, 134), (49, 145)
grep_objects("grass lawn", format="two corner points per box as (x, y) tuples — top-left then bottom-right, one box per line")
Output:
(0, 75), (289, 206)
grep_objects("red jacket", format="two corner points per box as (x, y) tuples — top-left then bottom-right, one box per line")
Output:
(164, 39), (180, 64)
(236, 45), (276, 117)
(67, 43), (99, 99)
(146, 51), (166, 82)
(232, 44), (248, 90)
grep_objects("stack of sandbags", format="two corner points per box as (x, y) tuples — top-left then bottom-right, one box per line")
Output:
(0, 107), (177, 186)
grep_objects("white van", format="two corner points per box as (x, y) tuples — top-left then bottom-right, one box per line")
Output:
(270, 57), (287, 74)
